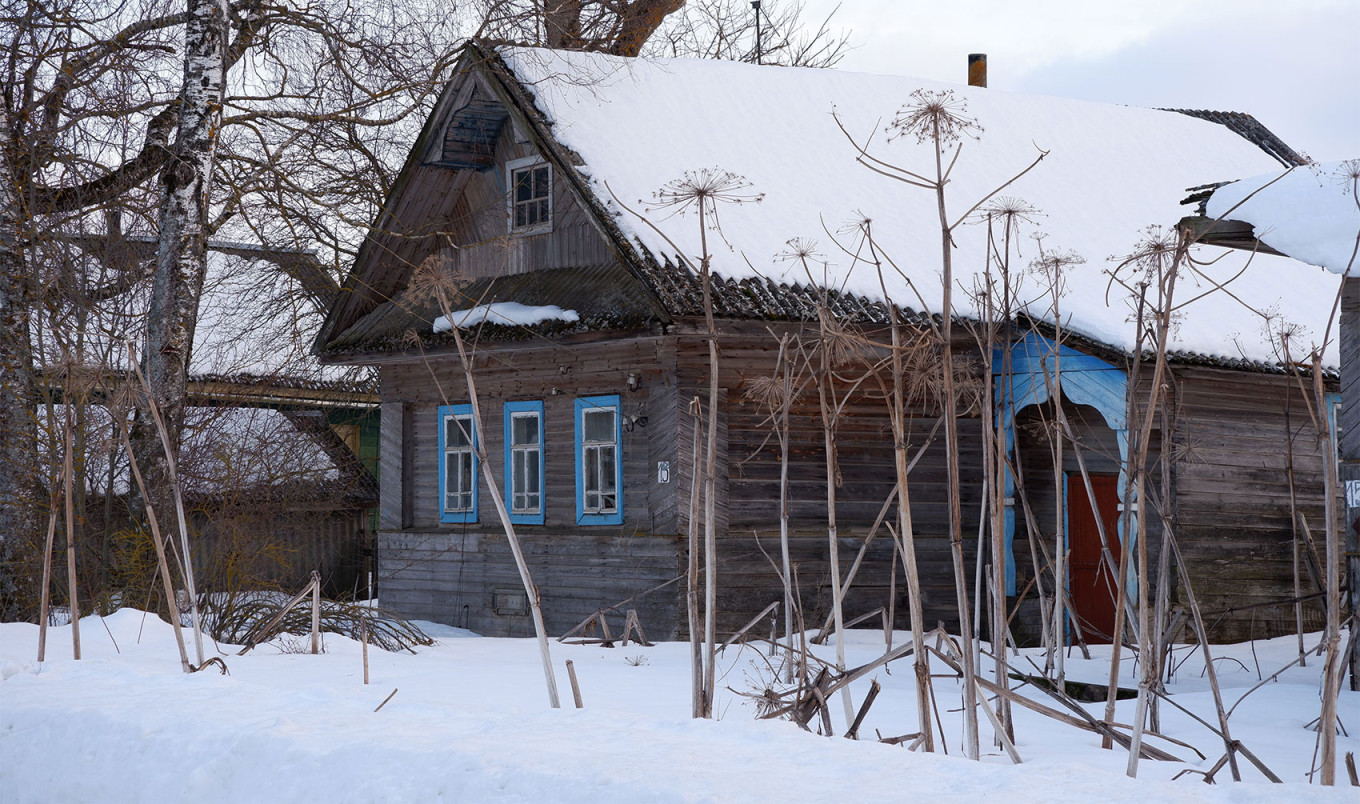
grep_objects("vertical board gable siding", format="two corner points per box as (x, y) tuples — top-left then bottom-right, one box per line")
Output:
(431, 123), (614, 282)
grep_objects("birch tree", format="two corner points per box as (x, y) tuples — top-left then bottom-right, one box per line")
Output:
(135, 0), (237, 558)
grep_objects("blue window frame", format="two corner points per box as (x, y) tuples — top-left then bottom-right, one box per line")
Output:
(575, 395), (623, 525)
(438, 404), (477, 523)
(504, 401), (545, 525)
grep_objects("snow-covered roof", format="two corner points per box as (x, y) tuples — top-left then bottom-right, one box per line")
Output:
(497, 47), (1342, 366)
(433, 302), (580, 332)
(1206, 160), (1360, 276)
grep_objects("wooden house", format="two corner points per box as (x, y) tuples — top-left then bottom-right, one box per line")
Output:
(313, 43), (1342, 642)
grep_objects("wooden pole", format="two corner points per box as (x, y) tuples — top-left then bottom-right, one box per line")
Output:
(310, 570), (321, 655)
(434, 292), (560, 710)
(1126, 235), (1184, 779)
(1049, 329), (1065, 684)
(687, 397), (704, 717)
(36, 455), (63, 663)
(566, 659), (584, 709)
(698, 201), (719, 720)
(127, 343), (204, 665)
(62, 402), (81, 659)
(1313, 353), (1342, 786)
(1283, 379), (1308, 665)
(117, 417), (191, 672)
(1103, 283), (1146, 748)
(776, 336), (796, 676)
(814, 306), (855, 730)
(362, 619), (370, 684)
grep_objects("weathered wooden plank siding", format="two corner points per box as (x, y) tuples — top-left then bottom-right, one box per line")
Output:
(432, 125), (614, 280)
(378, 402), (403, 531)
(376, 335), (685, 635)
(382, 338), (671, 533)
(376, 314), (1339, 644)
(1171, 367), (1336, 642)
(673, 327), (983, 634)
(379, 530), (682, 638)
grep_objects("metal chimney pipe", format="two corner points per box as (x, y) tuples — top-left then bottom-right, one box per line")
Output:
(968, 53), (987, 88)
(752, 1), (762, 65)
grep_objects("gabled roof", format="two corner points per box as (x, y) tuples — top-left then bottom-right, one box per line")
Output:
(319, 43), (1341, 367)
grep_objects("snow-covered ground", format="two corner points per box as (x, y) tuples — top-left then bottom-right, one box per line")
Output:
(2, 609), (1355, 802)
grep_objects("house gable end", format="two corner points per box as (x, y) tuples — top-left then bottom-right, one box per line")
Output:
(317, 44), (671, 359)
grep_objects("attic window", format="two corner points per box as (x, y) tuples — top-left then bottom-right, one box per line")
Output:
(507, 156), (551, 233)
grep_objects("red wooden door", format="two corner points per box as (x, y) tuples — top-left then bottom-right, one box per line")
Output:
(1067, 473), (1122, 644)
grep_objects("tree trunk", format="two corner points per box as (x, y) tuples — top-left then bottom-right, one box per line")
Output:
(0, 103), (40, 621)
(544, 0), (582, 48)
(137, 0), (229, 546)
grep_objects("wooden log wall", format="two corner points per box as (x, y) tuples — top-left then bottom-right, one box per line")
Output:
(1170, 367), (1335, 642)
(373, 313), (1338, 646)
(376, 335), (686, 637)
(379, 529), (682, 639)
(673, 325), (983, 635)
(375, 322), (991, 638)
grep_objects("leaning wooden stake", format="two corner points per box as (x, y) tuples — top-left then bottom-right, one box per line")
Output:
(310, 570), (321, 655)
(60, 403), (81, 659)
(845, 679), (882, 740)
(566, 660), (584, 709)
(1167, 536), (1242, 780)
(435, 289), (560, 709)
(127, 342), (204, 666)
(36, 455), (64, 662)
(362, 620), (370, 684)
(117, 416), (191, 672)
(374, 688), (398, 712)
(236, 574), (320, 655)
(975, 679), (1022, 764)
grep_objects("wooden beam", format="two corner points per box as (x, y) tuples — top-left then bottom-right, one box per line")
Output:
(1177, 215), (1288, 257)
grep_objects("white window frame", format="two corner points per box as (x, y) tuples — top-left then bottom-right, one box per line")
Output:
(575, 395), (623, 525)
(504, 400), (545, 525)
(506, 155), (552, 235)
(438, 405), (477, 524)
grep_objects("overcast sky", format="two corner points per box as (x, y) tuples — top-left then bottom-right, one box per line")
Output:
(800, 0), (1359, 162)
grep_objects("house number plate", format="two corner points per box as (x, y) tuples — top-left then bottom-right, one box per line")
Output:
(657, 461), (671, 484)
